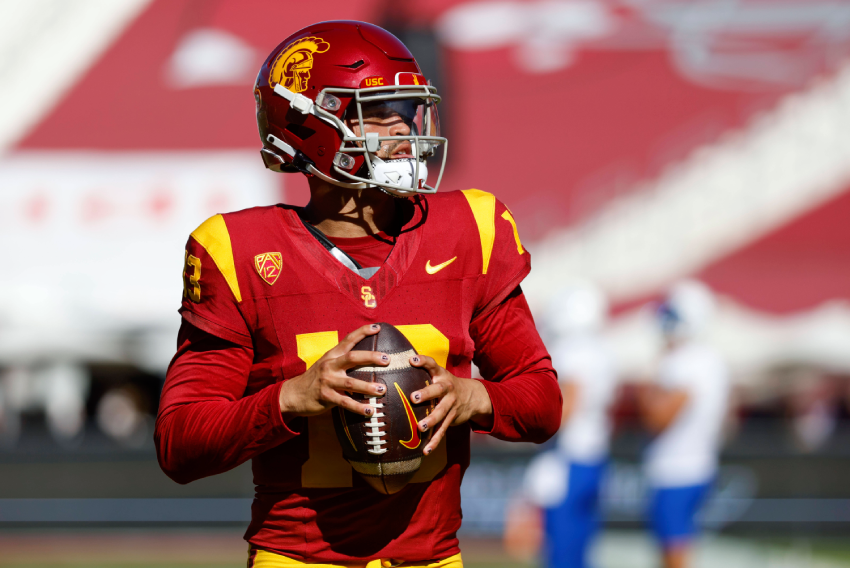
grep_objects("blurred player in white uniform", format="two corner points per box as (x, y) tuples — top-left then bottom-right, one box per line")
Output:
(640, 280), (730, 568)
(524, 283), (617, 568)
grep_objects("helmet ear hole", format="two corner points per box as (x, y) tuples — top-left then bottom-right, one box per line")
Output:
(285, 123), (316, 141)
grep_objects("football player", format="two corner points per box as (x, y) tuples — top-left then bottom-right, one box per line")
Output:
(521, 283), (616, 568)
(639, 281), (730, 568)
(544, 283), (616, 568)
(154, 21), (561, 567)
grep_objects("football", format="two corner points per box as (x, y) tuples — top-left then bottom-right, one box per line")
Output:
(333, 322), (436, 494)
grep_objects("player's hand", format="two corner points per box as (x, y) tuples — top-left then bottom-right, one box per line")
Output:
(409, 356), (493, 455)
(278, 324), (389, 418)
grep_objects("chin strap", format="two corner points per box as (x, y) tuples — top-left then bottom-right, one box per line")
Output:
(369, 157), (427, 196)
(266, 131), (369, 189)
(266, 134), (296, 158)
(273, 84), (313, 113)
(267, 133), (428, 196)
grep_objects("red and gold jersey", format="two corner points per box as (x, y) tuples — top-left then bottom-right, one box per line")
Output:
(158, 189), (559, 563)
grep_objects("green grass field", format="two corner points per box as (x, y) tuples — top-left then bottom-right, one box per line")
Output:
(1, 530), (849, 568)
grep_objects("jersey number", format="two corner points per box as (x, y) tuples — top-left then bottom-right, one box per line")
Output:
(295, 324), (450, 488)
(183, 251), (201, 303)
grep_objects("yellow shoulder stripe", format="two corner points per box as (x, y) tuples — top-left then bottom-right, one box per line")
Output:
(501, 210), (525, 254)
(190, 214), (242, 303)
(461, 189), (496, 275)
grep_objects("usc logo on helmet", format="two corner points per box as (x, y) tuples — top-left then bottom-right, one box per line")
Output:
(269, 36), (330, 93)
(363, 76), (385, 87)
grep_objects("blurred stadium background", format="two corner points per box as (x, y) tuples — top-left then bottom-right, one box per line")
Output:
(2, 0), (850, 566)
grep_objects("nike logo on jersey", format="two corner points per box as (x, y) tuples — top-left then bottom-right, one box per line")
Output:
(425, 256), (457, 275)
(395, 382), (421, 450)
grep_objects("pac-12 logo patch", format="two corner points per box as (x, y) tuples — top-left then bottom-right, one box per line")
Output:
(269, 36), (330, 93)
(255, 252), (282, 285)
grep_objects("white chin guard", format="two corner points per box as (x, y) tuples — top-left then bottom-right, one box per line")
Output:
(370, 158), (428, 196)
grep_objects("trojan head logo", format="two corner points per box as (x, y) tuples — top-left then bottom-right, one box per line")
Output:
(255, 252), (282, 285)
(269, 36), (330, 93)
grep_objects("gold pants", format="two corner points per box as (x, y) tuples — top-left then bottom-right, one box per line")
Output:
(249, 548), (463, 568)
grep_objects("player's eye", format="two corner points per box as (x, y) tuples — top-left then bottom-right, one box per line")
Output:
(358, 100), (418, 122)
(358, 102), (393, 120)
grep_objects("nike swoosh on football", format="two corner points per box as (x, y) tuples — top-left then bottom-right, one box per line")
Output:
(425, 256), (457, 274)
(395, 383), (421, 450)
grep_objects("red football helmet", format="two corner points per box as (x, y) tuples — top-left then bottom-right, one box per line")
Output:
(255, 21), (447, 197)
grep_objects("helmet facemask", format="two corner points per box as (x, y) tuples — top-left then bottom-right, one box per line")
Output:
(316, 83), (447, 197)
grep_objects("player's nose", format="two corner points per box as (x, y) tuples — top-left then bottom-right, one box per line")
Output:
(388, 119), (411, 137)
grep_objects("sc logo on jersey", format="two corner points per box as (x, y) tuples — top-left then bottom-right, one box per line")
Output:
(361, 286), (377, 308)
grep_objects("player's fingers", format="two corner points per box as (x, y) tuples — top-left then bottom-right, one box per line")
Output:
(333, 323), (381, 355)
(424, 408), (455, 455)
(325, 374), (385, 398)
(411, 381), (449, 404)
(326, 390), (374, 417)
(419, 393), (453, 432)
(409, 354), (440, 376)
(331, 349), (389, 372)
